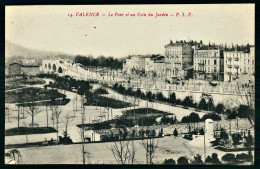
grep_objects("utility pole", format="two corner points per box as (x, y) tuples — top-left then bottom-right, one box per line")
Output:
(46, 105), (48, 127)
(81, 95), (86, 165)
(204, 127), (206, 161)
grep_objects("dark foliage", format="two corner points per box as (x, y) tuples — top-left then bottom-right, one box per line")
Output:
(222, 153), (237, 163)
(177, 156), (189, 165)
(173, 128), (178, 136)
(5, 127), (57, 136)
(164, 159), (176, 165)
(215, 103), (225, 114)
(201, 113), (221, 121)
(75, 55), (123, 70)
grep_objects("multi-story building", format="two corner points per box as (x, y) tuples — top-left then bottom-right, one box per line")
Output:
(193, 45), (224, 81)
(164, 40), (193, 81)
(224, 46), (254, 82)
(122, 55), (146, 74)
(9, 61), (40, 76)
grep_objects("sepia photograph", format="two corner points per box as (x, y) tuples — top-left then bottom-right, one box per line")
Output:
(5, 4), (255, 165)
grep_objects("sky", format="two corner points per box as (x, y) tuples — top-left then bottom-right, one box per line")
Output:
(6, 4), (255, 58)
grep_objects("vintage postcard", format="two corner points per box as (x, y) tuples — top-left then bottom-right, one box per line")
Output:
(5, 4), (255, 165)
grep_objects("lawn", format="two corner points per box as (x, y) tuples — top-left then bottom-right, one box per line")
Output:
(85, 96), (133, 108)
(5, 85), (25, 91)
(5, 127), (57, 136)
(123, 108), (172, 118)
(5, 87), (67, 104)
(6, 77), (46, 85)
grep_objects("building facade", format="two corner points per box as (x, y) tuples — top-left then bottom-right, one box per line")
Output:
(8, 62), (40, 76)
(164, 40), (193, 81)
(223, 46), (254, 82)
(193, 46), (224, 81)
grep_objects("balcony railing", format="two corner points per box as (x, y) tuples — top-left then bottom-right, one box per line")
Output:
(198, 62), (205, 66)
(227, 57), (232, 61)
(227, 72), (232, 75)
(227, 64), (232, 69)
(234, 65), (239, 69)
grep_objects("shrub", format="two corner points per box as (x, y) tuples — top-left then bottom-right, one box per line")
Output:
(189, 112), (200, 122)
(181, 112), (200, 123)
(173, 128), (178, 136)
(182, 96), (193, 107)
(244, 134), (253, 148)
(198, 98), (207, 110)
(169, 92), (176, 105)
(232, 133), (242, 145)
(211, 153), (221, 164)
(236, 152), (253, 162)
(222, 153), (236, 163)
(192, 154), (203, 164)
(205, 153), (221, 164)
(237, 105), (254, 119)
(177, 156), (189, 165)
(201, 113), (221, 121)
(215, 103), (224, 114)
(164, 158), (176, 165)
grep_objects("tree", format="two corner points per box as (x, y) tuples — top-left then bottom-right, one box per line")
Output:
(53, 106), (62, 141)
(234, 78), (255, 127)
(25, 93), (42, 128)
(183, 96), (193, 107)
(8, 149), (22, 164)
(201, 113), (221, 121)
(215, 103), (224, 114)
(237, 105), (253, 119)
(192, 154), (203, 164)
(232, 133), (242, 146)
(220, 128), (229, 145)
(108, 128), (137, 164)
(156, 92), (164, 101)
(173, 128), (178, 136)
(140, 132), (159, 164)
(207, 97), (214, 111)
(244, 133), (253, 148)
(198, 98), (207, 110)
(146, 91), (153, 102)
(189, 112), (200, 122)
(61, 112), (75, 139)
(169, 92), (176, 105)
(177, 156), (189, 165)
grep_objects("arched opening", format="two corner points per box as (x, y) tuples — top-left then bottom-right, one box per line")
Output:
(48, 63), (51, 70)
(45, 64), (47, 69)
(58, 67), (63, 73)
(52, 64), (57, 72)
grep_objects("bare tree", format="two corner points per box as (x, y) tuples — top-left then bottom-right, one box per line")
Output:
(5, 105), (10, 122)
(24, 99), (42, 128)
(8, 149), (22, 164)
(107, 128), (137, 164)
(140, 133), (159, 164)
(53, 106), (62, 141)
(234, 79), (255, 127)
(61, 112), (74, 137)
